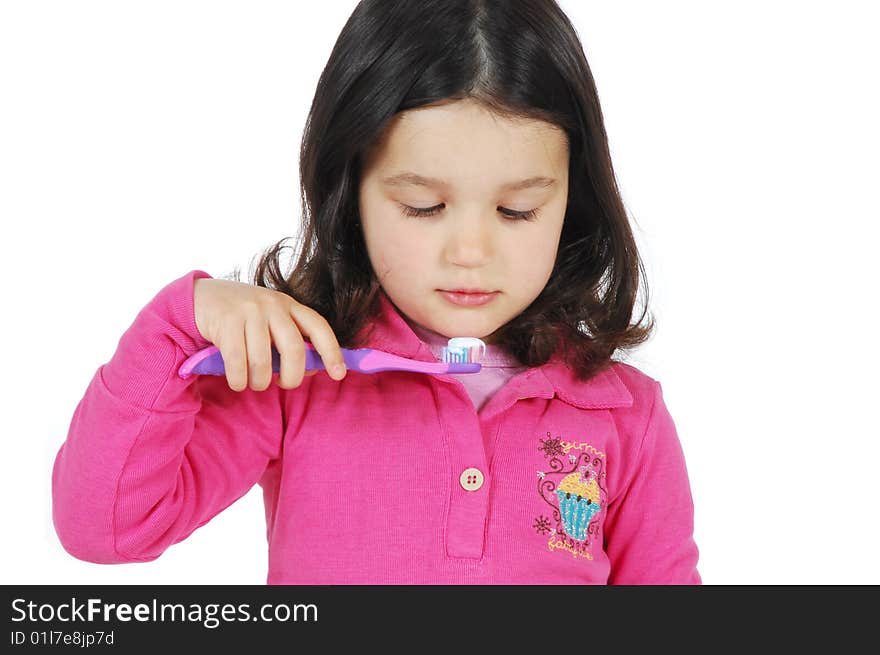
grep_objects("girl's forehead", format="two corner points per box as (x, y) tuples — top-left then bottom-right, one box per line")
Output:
(367, 102), (568, 182)
(388, 101), (564, 149)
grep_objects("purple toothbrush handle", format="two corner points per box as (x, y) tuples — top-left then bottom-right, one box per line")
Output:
(178, 343), (370, 379)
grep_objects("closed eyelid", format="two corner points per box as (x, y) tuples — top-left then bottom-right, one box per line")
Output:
(398, 202), (541, 221)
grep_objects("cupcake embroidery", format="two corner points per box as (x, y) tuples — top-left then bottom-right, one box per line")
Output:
(533, 432), (607, 561)
(556, 473), (601, 541)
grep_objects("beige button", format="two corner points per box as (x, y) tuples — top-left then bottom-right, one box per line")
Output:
(459, 467), (484, 491)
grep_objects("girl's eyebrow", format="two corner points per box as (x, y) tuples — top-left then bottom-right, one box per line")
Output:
(381, 172), (557, 191)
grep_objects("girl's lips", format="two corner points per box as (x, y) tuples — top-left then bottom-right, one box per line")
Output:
(438, 290), (499, 306)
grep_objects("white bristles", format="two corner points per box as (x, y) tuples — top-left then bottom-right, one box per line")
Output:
(441, 337), (487, 364)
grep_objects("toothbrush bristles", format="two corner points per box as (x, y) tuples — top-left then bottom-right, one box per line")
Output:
(441, 337), (486, 366)
(441, 345), (479, 363)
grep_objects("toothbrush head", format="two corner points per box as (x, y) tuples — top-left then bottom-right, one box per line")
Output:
(441, 337), (487, 369)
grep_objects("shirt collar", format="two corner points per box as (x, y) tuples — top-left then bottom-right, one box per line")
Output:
(354, 289), (634, 410)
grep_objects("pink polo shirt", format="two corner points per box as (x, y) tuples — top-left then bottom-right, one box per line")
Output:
(52, 269), (701, 584)
(406, 319), (528, 462)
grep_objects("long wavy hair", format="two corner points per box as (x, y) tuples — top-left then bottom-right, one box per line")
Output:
(227, 0), (654, 382)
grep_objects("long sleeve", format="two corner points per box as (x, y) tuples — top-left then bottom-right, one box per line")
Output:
(603, 381), (701, 584)
(51, 270), (284, 564)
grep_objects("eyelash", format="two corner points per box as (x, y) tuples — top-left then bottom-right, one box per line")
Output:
(398, 203), (540, 222)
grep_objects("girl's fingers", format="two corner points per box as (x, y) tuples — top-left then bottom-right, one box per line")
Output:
(268, 310), (307, 389)
(216, 298), (342, 392)
(244, 313), (273, 391)
(219, 322), (248, 392)
(288, 303), (346, 380)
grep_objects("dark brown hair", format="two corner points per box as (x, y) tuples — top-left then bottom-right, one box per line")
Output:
(227, 0), (654, 382)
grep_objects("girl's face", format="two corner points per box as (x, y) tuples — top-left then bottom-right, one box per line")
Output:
(358, 98), (569, 344)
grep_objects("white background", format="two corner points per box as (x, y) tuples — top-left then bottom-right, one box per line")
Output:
(2, 1), (877, 585)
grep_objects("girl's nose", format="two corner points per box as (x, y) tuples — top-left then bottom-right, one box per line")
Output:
(443, 215), (494, 266)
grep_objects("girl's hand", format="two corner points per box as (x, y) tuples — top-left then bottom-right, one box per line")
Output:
(193, 278), (347, 392)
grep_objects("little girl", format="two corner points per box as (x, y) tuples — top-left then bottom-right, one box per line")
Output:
(52, 0), (700, 584)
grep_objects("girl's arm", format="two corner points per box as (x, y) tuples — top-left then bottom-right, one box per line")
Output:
(602, 380), (702, 584)
(51, 270), (285, 564)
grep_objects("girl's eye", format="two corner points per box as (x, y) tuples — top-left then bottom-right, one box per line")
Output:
(398, 203), (540, 222)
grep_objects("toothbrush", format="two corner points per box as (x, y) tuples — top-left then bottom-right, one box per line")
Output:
(178, 337), (486, 379)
